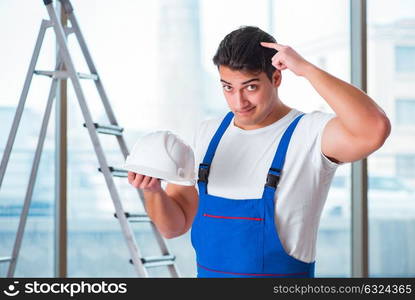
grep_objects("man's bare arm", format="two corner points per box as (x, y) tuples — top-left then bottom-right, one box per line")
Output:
(261, 42), (391, 163)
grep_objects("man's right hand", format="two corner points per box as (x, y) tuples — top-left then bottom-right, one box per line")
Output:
(126, 171), (198, 239)
(127, 171), (162, 193)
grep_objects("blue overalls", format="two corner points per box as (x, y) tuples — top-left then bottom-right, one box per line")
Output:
(191, 111), (315, 278)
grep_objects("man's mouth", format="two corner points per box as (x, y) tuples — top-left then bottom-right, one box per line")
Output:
(238, 107), (256, 115)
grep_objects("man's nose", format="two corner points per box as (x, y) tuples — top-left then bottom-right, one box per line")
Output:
(234, 91), (249, 110)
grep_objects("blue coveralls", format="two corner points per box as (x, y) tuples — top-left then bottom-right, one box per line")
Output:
(191, 111), (315, 278)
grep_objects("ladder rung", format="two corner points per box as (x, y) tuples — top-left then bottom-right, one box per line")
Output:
(64, 27), (74, 35)
(128, 217), (151, 223)
(34, 70), (98, 80)
(84, 122), (123, 136)
(129, 255), (176, 268)
(0, 257), (12, 263)
(142, 260), (175, 268)
(44, 20), (53, 28)
(34, 70), (61, 78)
(142, 255), (176, 264)
(114, 212), (151, 223)
(98, 166), (128, 177)
(77, 72), (98, 80)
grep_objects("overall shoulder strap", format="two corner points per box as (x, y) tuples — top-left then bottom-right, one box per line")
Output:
(262, 113), (305, 198)
(198, 112), (234, 193)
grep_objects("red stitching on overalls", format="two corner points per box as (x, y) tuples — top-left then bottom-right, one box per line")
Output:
(197, 263), (308, 277)
(203, 213), (263, 221)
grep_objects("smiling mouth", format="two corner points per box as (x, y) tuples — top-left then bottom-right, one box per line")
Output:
(238, 107), (256, 114)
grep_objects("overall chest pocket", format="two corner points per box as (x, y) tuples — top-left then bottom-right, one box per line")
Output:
(198, 212), (264, 273)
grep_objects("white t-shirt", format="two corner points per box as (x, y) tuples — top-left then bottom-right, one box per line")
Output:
(191, 108), (342, 263)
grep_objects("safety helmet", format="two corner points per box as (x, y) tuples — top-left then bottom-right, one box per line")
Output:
(122, 130), (196, 186)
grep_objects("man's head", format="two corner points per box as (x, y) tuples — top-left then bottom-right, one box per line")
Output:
(213, 26), (282, 129)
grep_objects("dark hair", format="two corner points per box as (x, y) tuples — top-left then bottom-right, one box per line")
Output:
(212, 26), (278, 82)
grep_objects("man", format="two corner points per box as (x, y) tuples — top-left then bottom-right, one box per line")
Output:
(127, 26), (390, 277)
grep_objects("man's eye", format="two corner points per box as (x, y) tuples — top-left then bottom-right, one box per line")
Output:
(223, 85), (232, 91)
(246, 85), (257, 91)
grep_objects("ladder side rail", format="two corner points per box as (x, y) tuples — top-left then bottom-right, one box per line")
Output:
(0, 20), (49, 189)
(67, 11), (130, 157)
(45, 2), (148, 277)
(7, 75), (59, 277)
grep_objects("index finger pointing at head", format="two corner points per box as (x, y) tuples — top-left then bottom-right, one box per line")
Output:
(260, 42), (283, 51)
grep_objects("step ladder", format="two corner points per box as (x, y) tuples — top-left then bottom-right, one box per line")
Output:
(0, 0), (179, 278)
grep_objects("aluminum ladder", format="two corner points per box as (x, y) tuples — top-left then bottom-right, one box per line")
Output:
(0, 0), (179, 278)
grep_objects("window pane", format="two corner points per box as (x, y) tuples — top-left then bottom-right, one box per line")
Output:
(395, 46), (415, 73)
(65, 0), (273, 277)
(368, 0), (415, 277)
(274, 0), (351, 277)
(0, 0), (55, 277)
(396, 155), (415, 178)
(396, 99), (415, 125)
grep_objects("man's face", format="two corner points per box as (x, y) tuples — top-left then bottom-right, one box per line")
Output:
(219, 65), (281, 130)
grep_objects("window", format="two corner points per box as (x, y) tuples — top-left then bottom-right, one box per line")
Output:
(396, 99), (415, 125)
(368, 0), (415, 277)
(2, 0), (413, 278)
(0, 0), (55, 277)
(274, 0), (351, 277)
(395, 46), (415, 73)
(396, 154), (415, 178)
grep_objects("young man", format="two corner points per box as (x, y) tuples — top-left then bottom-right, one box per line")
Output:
(128, 26), (391, 277)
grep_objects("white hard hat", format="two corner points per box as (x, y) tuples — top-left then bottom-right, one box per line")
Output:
(122, 130), (196, 186)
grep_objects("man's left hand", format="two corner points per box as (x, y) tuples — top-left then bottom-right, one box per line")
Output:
(260, 42), (312, 77)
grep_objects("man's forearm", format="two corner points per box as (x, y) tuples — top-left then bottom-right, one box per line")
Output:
(143, 189), (186, 239)
(303, 63), (390, 141)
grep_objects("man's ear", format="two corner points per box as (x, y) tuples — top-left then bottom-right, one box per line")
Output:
(272, 69), (282, 87)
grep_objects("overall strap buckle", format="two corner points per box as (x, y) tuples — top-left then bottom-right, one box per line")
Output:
(198, 163), (210, 184)
(265, 168), (281, 189)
